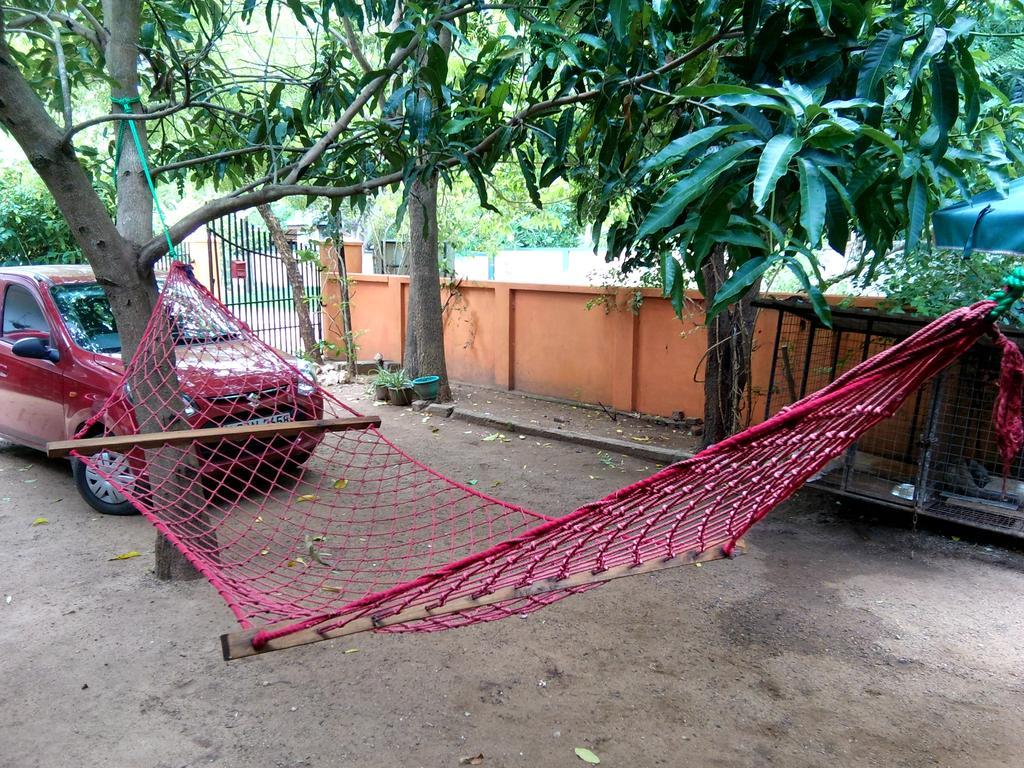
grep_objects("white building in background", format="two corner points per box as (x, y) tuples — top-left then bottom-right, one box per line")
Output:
(450, 247), (611, 285)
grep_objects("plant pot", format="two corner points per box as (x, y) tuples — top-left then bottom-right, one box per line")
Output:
(387, 386), (413, 406)
(373, 384), (389, 401)
(412, 375), (441, 401)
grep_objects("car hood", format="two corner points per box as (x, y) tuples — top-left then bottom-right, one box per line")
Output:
(90, 341), (302, 396)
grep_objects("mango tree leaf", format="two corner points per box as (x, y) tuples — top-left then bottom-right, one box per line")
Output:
(809, 0), (831, 30)
(709, 256), (773, 317)
(783, 256), (832, 327)
(636, 140), (761, 238)
(905, 174), (927, 252)
(856, 31), (904, 99)
(609, 0), (631, 39)
(956, 43), (981, 133)
(707, 93), (790, 112)
(709, 229), (770, 250)
(743, 0), (764, 41)
(857, 125), (903, 158)
(948, 16), (975, 41)
(908, 27), (947, 84)
(676, 85), (760, 98)
(927, 59), (959, 158)
(819, 98), (878, 111)
(636, 125), (743, 176)
(752, 135), (801, 210)
(797, 157), (826, 245)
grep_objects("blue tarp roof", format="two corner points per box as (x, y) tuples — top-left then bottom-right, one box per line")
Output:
(932, 178), (1024, 256)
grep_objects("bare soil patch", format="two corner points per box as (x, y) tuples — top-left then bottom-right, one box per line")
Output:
(1, 388), (1022, 768)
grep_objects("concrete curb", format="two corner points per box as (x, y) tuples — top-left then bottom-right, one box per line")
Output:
(452, 408), (691, 465)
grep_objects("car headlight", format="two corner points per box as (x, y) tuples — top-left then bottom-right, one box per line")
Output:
(295, 360), (317, 396)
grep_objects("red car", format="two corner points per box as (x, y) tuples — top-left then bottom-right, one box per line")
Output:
(0, 265), (322, 515)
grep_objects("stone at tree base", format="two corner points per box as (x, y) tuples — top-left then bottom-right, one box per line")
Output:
(412, 400), (430, 412)
(426, 403), (455, 417)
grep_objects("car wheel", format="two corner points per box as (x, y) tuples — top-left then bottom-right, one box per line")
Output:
(72, 451), (139, 516)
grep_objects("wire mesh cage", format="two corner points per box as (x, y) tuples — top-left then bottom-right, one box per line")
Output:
(757, 299), (1024, 537)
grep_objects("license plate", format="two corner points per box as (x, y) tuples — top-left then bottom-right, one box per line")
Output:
(241, 412), (293, 427)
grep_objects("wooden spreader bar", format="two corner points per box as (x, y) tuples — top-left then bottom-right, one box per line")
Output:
(221, 540), (745, 660)
(46, 417), (381, 458)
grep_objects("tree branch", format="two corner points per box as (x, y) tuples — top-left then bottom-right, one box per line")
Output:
(281, 28), (422, 185)
(150, 144), (304, 175)
(60, 96), (263, 144)
(4, 5), (102, 50)
(138, 25), (742, 266)
(280, 0), (496, 186)
(339, 17), (373, 74)
(76, 3), (108, 48)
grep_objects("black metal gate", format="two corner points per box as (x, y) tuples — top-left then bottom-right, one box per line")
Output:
(206, 212), (323, 355)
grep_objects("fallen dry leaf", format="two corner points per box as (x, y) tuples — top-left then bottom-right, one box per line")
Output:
(297, 494), (318, 502)
(333, 478), (349, 490)
(459, 755), (485, 765)
(31, 517), (48, 526)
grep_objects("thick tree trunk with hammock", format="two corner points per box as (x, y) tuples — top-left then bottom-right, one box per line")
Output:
(0, 1), (204, 579)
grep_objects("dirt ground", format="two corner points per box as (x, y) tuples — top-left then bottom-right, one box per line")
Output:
(2, 389), (1024, 768)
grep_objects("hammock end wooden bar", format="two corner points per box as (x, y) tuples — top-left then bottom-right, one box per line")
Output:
(45, 417), (382, 459)
(221, 541), (746, 660)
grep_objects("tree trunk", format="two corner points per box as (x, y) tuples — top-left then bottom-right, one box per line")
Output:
(403, 172), (452, 401)
(257, 205), (322, 362)
(1, 8), (204, 580)
(701, 245), (761, 449)
(334, 244), (358, 378)
(102, 0), (206, 579)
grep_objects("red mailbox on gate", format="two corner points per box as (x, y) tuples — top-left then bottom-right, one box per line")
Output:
(230, 260), (248, 280)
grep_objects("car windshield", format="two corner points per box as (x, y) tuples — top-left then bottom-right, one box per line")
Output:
(50, 281), (239, 354)
(50, 283), (121, 353)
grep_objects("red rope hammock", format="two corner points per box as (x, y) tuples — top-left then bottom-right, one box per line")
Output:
(71, 264), (1022, 657)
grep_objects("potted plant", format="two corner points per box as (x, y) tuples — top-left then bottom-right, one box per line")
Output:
(385, 369), (414, 406)
(371, 366), (390, 402)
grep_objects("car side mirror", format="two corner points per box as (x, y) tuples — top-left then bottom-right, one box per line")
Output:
(12, 337), (59, 363)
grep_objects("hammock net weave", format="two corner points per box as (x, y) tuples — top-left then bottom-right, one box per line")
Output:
(73, 263), (1023, 656)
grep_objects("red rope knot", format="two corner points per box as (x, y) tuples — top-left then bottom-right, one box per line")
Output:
(992, 329), (1024, 478)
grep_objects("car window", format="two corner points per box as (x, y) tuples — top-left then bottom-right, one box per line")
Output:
(2, 284), (50, 340)
(50, 283), (121, 353)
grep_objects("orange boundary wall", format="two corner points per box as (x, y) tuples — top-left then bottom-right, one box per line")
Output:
(320, 259), (820, 422)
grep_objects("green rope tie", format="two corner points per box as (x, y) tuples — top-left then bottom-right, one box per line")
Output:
(988, 265), (1024, 320)
(110, 96), (177, 260)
